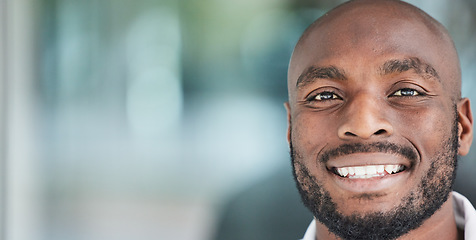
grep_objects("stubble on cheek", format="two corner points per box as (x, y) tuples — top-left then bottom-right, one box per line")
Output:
(292, 148), (328, 210)
(404, 135), (457, 211)
(405, 109), (458, 207)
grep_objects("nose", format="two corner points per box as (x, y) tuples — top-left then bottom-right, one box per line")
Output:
(337, 93), (394, 140)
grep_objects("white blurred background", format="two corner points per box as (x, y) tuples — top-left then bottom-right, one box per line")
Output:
(1, 0), (475, 240)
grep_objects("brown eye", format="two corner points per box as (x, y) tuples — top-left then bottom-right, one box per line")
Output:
(392, 88), (420, 97)
(314, 91), (340, 101)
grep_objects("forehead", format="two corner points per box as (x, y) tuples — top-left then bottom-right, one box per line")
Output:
(291, 17), (441, 80)
(287, 3), (459, 96)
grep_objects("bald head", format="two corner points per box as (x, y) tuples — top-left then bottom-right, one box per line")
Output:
(298, 0), (448, 44)
(288, 0), (461, 104)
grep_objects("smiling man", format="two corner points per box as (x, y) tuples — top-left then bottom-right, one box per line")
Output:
(285, 0), (476, 239)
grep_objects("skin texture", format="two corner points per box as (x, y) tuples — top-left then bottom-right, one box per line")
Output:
(285, 0), (473, 239)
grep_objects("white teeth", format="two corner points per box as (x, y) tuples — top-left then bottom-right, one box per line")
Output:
(341, 168), (349, 177)
(354, 167), (365, 176)
(385, 164), (402, 174)
(366, 166), (377, 175)
(384, 165), (394, 174)
(348, 167), (355, 176)
(335, 164), (405, 178)
(337, 168), (349, 177)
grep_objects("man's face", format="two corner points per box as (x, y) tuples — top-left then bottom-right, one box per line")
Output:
(286, 2), (472, 239)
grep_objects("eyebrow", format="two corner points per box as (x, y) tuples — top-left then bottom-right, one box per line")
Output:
(380, 57), (440, 81)
(296, 66), (347, 88)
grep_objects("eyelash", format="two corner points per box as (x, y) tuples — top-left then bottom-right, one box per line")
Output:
(306, 91), (341, 102)
(390, 88), (424, 97)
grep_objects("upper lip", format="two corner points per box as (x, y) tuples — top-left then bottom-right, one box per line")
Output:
(319, 141), (419, 169)
(325, 152), (413, 170)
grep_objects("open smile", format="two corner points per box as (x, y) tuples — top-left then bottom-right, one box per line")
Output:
(325, 152), (414, 192)
(331, 164), (406, 179)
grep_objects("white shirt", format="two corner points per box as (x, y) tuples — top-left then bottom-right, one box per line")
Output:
(301, 192), (476, 240)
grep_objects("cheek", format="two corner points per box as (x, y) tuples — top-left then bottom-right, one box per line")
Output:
(394, 107), (454, 161)
(291, 113), (336, 153)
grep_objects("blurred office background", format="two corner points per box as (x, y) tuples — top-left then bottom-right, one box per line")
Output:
(0, 0), (475, 239)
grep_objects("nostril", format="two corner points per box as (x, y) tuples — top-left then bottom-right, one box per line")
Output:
(375, 129), (386, 135)
(345, 132), (357, 137)
(338, 120), (394, 139)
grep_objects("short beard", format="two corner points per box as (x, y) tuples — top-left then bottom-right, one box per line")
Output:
(290, 110), (459, 240)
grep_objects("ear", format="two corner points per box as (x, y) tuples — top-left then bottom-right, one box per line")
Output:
(457, 98), (473, 156)
(284, 102), (292, 144)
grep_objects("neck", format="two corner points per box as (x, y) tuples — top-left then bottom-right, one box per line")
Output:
(315, 193), (461, 240)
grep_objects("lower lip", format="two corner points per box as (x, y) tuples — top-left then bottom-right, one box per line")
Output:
(330, 170), (410, 193)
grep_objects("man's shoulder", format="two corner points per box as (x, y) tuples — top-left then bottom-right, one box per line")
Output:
(452, 191), (476, 239)
(300, 219), (316, 240)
